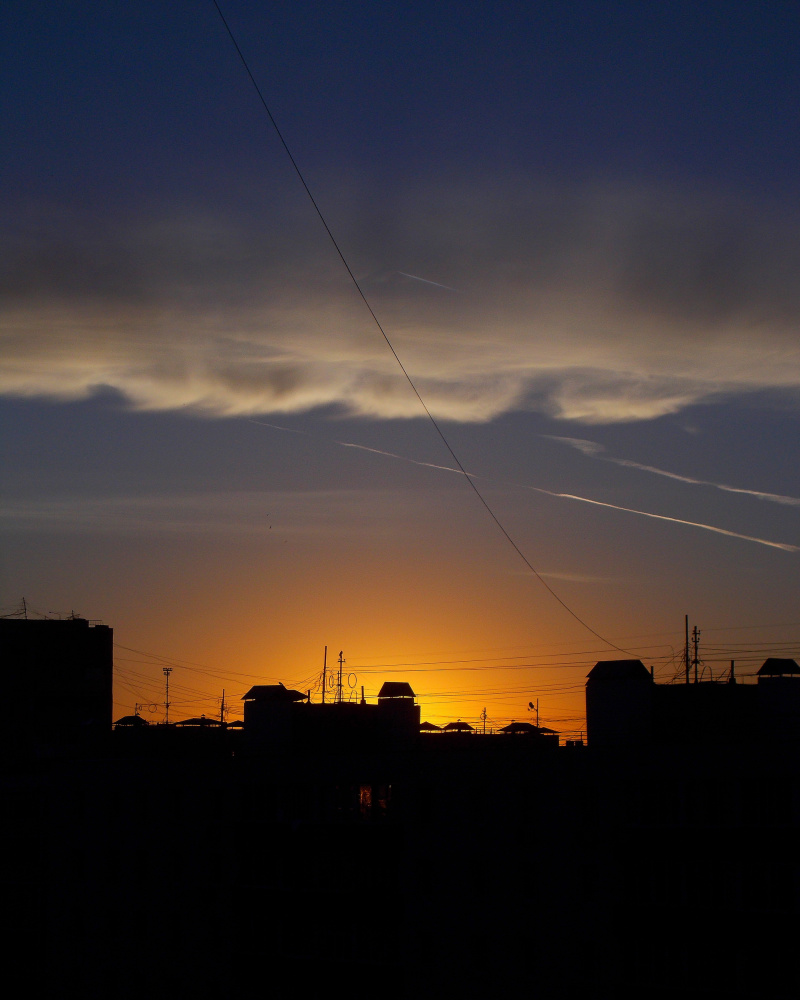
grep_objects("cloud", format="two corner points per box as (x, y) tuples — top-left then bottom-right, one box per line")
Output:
(537, 571), (623, 584)
(0, 490), (401, 536)
(3, 178), (800, 423)
(543, 435), (605, 457)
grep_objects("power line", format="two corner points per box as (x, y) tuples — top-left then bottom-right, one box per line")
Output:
(114, 643), (284, 681)
(210, 0), (630, 655)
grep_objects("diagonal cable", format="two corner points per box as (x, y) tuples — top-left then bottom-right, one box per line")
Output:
(211, 1), (629, 654)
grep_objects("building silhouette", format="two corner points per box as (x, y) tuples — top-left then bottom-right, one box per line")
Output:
(587, 656), (800, 747)
(3, 620), (799, 998)
(1, 615), (112, 754)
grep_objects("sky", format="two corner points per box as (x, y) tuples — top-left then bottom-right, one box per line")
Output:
(3, 1), (800, 735)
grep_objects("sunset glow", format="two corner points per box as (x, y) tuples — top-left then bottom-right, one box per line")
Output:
(3, 2), (800, 739)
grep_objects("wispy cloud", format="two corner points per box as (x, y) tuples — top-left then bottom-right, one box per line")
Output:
(3, 179), (800, 423)
(537, 571), (623, 584)
(0, 490), (403, 536)
(545, 435), (800, 506)
(543, 436), (604, 457)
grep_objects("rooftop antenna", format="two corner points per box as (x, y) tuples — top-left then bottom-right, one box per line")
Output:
(337, 650), (345, 705)
(163, 666), (173, 723)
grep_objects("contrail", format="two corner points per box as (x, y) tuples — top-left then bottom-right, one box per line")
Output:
(248, 419), (310, 437)
(544, 435), (800, 506)
(398, 271), (459, 292)
(547, 492), (799, 553)
(336, 439), (461, 475)
(612, 458), (800, 506)
(249, 420), (798, 552)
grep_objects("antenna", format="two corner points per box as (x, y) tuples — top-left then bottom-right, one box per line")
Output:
(337, 651), (345, 705)
(163, 667), (173, 723)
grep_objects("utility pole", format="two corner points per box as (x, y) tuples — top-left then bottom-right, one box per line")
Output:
(692, 625), (701, 684)
(163, 666), (173, 724)
(220, 689), (225, 725)
(322, 646), (327, 705)
(685, 614), (690, 684)
(337, 650), (345, 705)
